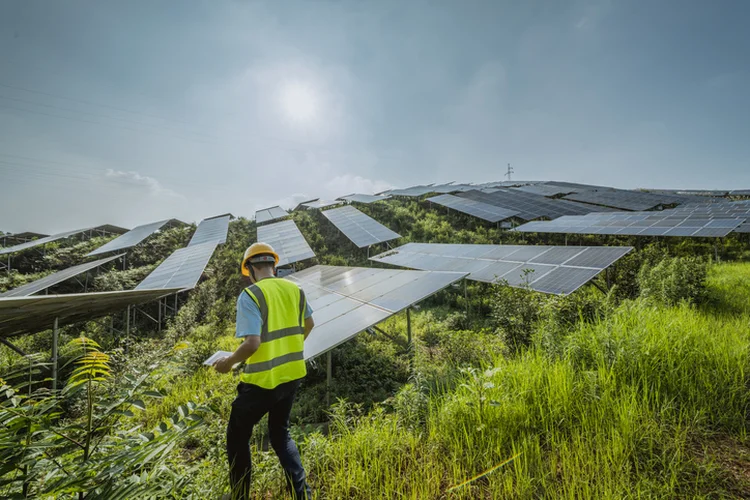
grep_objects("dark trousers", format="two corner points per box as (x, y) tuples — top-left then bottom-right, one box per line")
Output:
(227, 379), (312, 500)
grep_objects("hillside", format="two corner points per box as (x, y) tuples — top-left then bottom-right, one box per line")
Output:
(2, 199), (750, 499)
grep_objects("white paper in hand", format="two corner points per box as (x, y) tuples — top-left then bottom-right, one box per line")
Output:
(204, 350), (233, 366)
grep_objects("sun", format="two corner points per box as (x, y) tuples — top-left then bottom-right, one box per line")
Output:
(279, 82), (318, 124)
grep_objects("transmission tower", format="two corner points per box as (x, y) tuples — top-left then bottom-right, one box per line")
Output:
(505, 163), (514, 181)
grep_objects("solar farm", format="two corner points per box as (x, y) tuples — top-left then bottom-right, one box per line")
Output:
(2, 178), (750, 498)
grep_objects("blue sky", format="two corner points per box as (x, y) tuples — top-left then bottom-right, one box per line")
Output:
(0, 0), (748, 233)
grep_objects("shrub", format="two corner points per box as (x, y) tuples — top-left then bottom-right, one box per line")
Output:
(637, 255), (709, 306)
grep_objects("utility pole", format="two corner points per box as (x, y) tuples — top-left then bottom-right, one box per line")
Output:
(505, 163), (514, 181)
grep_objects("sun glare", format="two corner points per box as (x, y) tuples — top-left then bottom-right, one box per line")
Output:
(279, 82), (318, 124)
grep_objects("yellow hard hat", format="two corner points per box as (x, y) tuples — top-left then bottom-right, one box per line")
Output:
(241, 242), (280, 276)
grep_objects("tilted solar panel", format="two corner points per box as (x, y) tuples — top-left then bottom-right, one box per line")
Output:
(256, 206), (289, 224)
(0, 228), (93, 256)
(370, 243), (632, 295)
(0, 253), (124, 298)
(426, 194), (518, 222)
(322, 205), (401, 248)
(135, 242), (218, 291)
(287, 265), (466, 359)
(257, 219), (315, 267)
(88, 219), (171, 256)
(189, 215), (230, 246)
(338, 194), (391, 204)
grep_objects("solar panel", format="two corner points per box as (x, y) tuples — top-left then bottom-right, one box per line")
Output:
(322, 205), (401, 248)
(370, 243), (632, 295)
(188, 215), (230, 246)
(300, 199), (341, 210)
(87, 219), (171, 256)
(256, 206), (289, 224)
(0, 288), (180, 339)
(257, 219), (315, 267)
(286, 265), (466, 359)
(338, 193), (392, 204)
(0, 254), (124, 298)
(458, 189), (609, 221)
(426, 194), (518, 222)
(135, 242), (218, 291)
(562, 189), (689, 211)
(735, 222), (750, 234)
(0, 228), (93, 256)
(511, 184), (575, 197)
(513, 212), (745, 238)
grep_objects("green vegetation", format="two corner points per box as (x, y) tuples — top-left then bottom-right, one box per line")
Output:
(2, 199), (750, 498)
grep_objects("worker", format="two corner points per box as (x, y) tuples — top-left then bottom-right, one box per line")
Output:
(213, 242), (314, 500)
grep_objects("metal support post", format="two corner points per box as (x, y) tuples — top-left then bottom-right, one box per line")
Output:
(464, 279), (469, 319)
(125, 305), (131, 336)
(52, 317), (59, 391)
(406, 307), (412, 347)
(158, 298), (162, 333)
(326, 351), (332, 407)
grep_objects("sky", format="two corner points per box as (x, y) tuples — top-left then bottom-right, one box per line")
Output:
(0, 0), (749, 233)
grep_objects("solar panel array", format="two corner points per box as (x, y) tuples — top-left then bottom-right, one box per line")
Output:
(514, 212), (745, 237)
(88, 219), (171, 256)
(426, 194), (518, 222)
(0, 253), (124, 298)
(0, 288), (180, 339)
(189, 215), (230, 246)
(370, 243), (632, 295)
(338, 193), (391, 204)
(385, 184), (440, 197)
(458, 189), (611, 221)
(257, 219), (315, 267)
(511, 184), (576, 197)
(0, 227), (93, 256)
(255, 206), (289, 224)
(322, 205), (401, 248)
(287, 265), (466, 359)
(562, 189), (691, 211)
(135, 242), (218, 291)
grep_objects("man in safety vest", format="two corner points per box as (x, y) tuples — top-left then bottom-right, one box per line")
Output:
(213, 242), (314, 500)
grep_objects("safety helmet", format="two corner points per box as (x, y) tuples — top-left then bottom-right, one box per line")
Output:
(241, 242), (280, 276)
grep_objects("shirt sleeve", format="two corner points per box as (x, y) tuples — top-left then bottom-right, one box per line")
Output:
(304, 301), (313, 319)
(236, 292), (263, 338)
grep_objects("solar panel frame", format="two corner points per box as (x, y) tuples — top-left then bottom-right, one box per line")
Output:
(370, 243), (632, 295)
(0, 253), (125, 297)
(287, 265), (466, 359)
(426, 194), (519, 222)
(0, 288), (181, 339)
(0, 227), (94, 256)
(135, 241), (218, 291)
(257, 219), (316, 267)
(188, 215), (230, 246)
(87, 219), (171, 256)
(338, 193), (392, 204)
(255, 206), (289, 224)
(322, 205), (401, 248)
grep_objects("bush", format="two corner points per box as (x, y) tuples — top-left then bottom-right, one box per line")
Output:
(637, 255), (709, 306)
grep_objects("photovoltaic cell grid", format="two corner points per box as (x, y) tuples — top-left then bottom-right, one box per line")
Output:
(338, 193), (391, 204)
(88, 219), (171, 256)
(255, 206), (289, 224)
(322, 205), (401, 248)
(511, 184), (576, 197)
(136, 242), (218, 291)
(426, 194), (519, 222)
(0, 253), (124, 298)
(287, 265), (466, 359)
(562, 189), (691, 211)
(0, 288), (180, 339)
(514, 211), (746, 237)
(257, 219), (315, 267)
(370, 243), (632, 295)
(188, 215), (230, 246)
(0, 227), (93, 256)
(458, 189), (611, 221)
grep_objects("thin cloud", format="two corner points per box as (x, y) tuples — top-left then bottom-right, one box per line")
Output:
(104, 169), (184, 199)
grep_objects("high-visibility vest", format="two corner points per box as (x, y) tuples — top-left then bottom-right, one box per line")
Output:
(239, 278), (307, 389)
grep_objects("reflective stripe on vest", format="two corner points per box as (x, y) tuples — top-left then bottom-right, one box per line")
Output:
(240, 278), (307, 389)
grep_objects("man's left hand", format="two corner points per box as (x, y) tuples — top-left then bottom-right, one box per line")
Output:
(213, 356), (234, 374)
